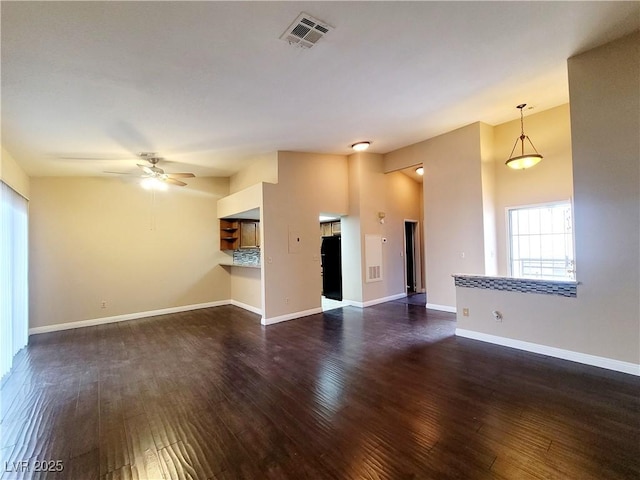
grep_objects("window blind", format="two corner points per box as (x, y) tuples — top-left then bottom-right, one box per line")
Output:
(0, 181), (28, 383)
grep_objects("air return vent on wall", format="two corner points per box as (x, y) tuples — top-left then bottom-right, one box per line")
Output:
(280, 12), (333, 49)
(365, 234), (384, 283)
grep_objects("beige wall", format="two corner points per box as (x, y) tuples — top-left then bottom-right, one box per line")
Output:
(384, 142), (423, 174)
(347, 153), (389, 303)
(217, 182), (263, 219)
(29, 176), (231, 328)
(342, 154), (364, 303)
(230, 267), (262, 311)
(424, 123), (486, 308)
(1, 146), (30, 198)
(419, 184), (425, 290)
(568, 32), (639, 363)
(260, 150), (421, 318)
(494, 104), (574, 275)
(262, 151), (349, 320)
(385, 169), (423, 296)
(229, 153), (278, 194)
(384, 107), (574, 306)
(480, 123), (497, 276)
(386, 123), (488, 309)
(343, 153), (421, 303)
(458, 33), (640, 367)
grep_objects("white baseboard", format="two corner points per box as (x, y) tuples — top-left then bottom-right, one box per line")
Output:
(29, 300), (230, 335)
(229, 300), (262, 316)
(455, 328), (640, 376)
(261, 307), (323, 326)
(426, 303), (456, 313)
(347, 292), (407, 308)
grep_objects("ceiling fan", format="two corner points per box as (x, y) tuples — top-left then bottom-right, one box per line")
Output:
(136, 152), (195, 189)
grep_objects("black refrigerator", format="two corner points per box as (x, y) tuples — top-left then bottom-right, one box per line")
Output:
(321, 235), (342, 301)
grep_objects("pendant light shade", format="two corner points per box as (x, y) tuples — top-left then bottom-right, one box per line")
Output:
(506, 104), (543, 170)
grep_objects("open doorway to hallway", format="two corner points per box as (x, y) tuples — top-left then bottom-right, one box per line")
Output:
(404, 220), (419, 294)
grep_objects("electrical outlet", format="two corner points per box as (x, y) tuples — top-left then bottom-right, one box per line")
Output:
(285, 297), (290, 305)
(462, 308), (469, 317)
(101, 300), (107, 309)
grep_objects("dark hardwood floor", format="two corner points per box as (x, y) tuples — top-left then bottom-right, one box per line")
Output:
(1, 300), (639, 479)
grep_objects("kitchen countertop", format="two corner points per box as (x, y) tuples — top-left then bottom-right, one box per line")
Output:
(219, 262), (261, 269)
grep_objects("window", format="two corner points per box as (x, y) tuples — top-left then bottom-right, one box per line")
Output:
(1, 181), (29, 383)
(508, 201), (575, 280)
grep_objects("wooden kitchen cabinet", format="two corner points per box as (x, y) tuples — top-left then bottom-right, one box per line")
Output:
(220, 219), (240, 250)
(321, 223), (332, 237)
(321, 221), (341, 237)
(240, 221), (260, 248)
(220, 219), (260, 250)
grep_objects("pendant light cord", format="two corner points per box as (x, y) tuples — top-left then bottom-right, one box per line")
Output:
(518, 104), (528, 156)
(507, 103), (541, 159)
(520, 107), (526, 156)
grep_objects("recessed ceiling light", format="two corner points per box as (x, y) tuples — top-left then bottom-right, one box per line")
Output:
(416, 167), (424, 176)
(351, 141), (371, 152)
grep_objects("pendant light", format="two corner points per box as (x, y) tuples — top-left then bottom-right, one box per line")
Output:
(506, 104), (543, 170)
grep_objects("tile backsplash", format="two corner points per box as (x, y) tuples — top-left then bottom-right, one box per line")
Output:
(233, 248), (261, 266)
(453, 274), (577, 297)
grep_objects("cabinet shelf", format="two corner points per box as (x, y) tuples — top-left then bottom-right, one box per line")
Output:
(219, 220), (240, 250)
(219, 219), (260, 250)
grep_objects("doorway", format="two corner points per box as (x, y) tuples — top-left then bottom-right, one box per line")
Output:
(321, 234), (342, 301)
(404, 221), (418, 294)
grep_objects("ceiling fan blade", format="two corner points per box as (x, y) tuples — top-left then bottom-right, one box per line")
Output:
(138, 164), (155, 175)
(164, 178), (187, 187)
(103, 170), (134, 175)
(57, 154), (137, 161)
(166, 172), (196, 178)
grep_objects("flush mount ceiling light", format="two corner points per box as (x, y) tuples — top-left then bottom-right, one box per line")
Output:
(351, 141), (371, 152)
(415, 166), (424, 176)
(506, 104), (543, 170)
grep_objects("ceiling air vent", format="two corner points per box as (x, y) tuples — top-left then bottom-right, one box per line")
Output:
(280, 12), (333, 49)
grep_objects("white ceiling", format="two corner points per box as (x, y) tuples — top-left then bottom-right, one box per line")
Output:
(2, 1), (638, 178)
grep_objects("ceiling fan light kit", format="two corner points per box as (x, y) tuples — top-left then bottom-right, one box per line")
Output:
(141, 176), (168, 191)
(135, 152), (195, 188)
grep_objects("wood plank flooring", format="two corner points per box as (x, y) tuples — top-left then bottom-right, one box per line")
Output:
(1, 299), (639, 479)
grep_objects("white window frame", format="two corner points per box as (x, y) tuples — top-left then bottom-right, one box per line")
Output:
(506, 199), (576, 281)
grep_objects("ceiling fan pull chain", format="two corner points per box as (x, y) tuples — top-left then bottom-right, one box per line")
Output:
(150, 189), (157, 231)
